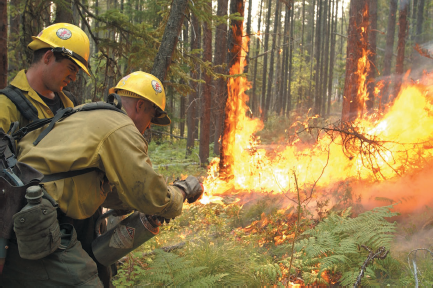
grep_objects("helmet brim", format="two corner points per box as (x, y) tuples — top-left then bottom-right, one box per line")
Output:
(28, 37), (91, 76)
(151, 114), (171, 126)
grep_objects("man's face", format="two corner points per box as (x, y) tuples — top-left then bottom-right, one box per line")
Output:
(44, 53), (79, 93)
(136, 100), (156, 134)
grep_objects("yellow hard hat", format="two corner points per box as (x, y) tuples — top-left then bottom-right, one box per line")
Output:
(109, 71), (171, 126)
(28, 23), (91, 76)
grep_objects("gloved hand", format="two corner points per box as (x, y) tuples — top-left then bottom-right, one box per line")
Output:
(173, 175), (204, 203)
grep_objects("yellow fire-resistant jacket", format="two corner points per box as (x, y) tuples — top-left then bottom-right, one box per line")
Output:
(17, 107), (184, 220)
(0, 70), (74, 132)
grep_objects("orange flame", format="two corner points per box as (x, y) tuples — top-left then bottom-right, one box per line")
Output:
(200, 24), (433, 208)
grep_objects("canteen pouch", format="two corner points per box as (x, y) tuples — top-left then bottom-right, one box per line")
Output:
(12, 198), (61, 260)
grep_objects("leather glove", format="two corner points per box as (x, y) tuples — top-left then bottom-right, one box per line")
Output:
(173, 175), (204, 203)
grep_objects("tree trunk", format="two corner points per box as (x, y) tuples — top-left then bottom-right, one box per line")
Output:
(250, 0), (263, 117)
(380, 0), (397, 107)
(341, 0), (369, 122)
(313, 0), (322, 115)
(199, 1), (212, 165)
(260, 0), (272, 121)
(392, 0), (408, 100)
(286, 4), (294, 117)
(321, 0), (330, 116)
(296, 0), (305, 109)
(365, 0), (377, 112)
(179, 19), (188, 138)
(410, 0), (418, 42)
(54, 0), (73, 23)
(327, 0), (338, 116)
(186, 14), (200, 155)
(308, 0), (316, 109)
(213, 0), (229, 156)
(151, 0), (188, 82)
(279, 3), (290, 116)
(245, 0), (253, 73)
(219, 0), (244, 177)
(415, 0), (424, 43)
(0, 0), (6, 89)
(264, 0), (280, 121)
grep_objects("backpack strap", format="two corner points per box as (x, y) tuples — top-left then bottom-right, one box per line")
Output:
(12, 95), (126, 145)
(0, 85), (39, 122)
(41, 167), (102, 183)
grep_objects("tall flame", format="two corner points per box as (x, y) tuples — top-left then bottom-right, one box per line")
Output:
(200, 24), (433, 206)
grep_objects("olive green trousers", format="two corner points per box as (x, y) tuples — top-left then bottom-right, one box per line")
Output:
(0, 229), (103, 287)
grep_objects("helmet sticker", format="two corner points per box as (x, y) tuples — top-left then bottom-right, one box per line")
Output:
(151, 80), (162, 93)
(119, 75), (131, 87)
(56, 28), (72, 40)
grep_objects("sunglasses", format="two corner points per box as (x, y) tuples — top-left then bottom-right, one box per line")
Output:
(153, 104), (167, 119)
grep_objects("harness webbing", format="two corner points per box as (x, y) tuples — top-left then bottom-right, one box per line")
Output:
(0, 85), (39, 122)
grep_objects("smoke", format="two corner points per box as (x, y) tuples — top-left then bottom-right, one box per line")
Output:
(352, 164), (433, 215)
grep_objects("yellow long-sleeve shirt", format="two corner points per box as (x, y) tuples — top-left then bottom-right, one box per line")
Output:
(0, 70), (74, 132)
(17, 107), (184, 220)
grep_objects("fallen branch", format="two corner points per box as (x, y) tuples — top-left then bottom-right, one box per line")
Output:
(354, 245), (389, 288)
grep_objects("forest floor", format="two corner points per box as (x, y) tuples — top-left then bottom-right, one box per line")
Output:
(112, 116), (433, 287)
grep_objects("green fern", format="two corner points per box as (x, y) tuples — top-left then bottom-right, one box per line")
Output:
(287, 205), (398, 286)
(133, 249), (226, 286)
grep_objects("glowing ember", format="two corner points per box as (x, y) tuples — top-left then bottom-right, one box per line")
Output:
(198, 23), (433, 208)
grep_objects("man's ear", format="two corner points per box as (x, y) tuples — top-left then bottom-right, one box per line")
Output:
(43, 50), (54, 64)
(136, 99), (145, 113)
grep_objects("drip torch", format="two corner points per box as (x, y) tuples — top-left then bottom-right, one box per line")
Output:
(91, 211), (161, 267)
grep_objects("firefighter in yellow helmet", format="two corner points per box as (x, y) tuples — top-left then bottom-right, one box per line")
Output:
(0, 23), (91, 133)
(0, 72), (203, 287)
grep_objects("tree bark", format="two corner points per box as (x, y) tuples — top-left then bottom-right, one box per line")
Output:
(265, 0), (280, 118)
(365, 0), (377, 112)
(250, 0), (263, 116)
(392, 0), (408, 100)
(0, 0), (6, 89)
(186, 14), (200, 155)
(341, 0), (369, 122)
(380, 0), (397, 106)
(199, 1), (212, 165)
(151, 0), (188, 82)
(308, 0), (316, 109)
(313, 0), (322, 115)
(219, 0), (244, 177)
(327, 0), (337, 116)
(54, 0), (74, 23)
(260, 0), (272, 121)
(321, 0), (330, 116)
(245, 0), (253, 73)
(286, 4), (294, 117)
(179, 19), (188, 138)
(213, 0), (229, 156)
(279, 3), (290, 116)
(415, 0), (424, 43)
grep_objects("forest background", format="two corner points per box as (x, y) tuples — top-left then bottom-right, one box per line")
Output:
(1, 0), (433, 286)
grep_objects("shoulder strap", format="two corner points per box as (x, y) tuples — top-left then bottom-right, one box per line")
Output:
(0, 85), (39, 122)
(41, 167), (102, 183)
(12, 97), (126, 145)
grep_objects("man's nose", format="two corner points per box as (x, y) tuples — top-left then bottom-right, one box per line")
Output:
(69, 72), (77, 82)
